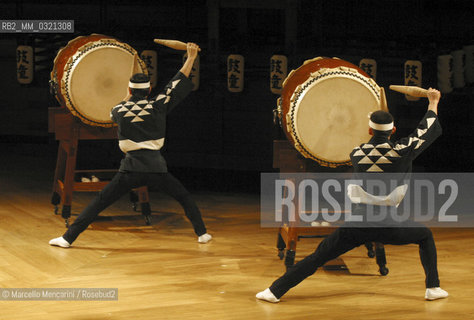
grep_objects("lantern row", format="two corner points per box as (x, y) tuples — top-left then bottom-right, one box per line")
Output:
(17, 45), (474, 98)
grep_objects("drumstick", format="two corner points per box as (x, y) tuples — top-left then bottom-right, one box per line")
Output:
(124, 52), (141, 100)
(389, 85), (428, 97)
(380, 87), (388, 112)
(153, 38), (201, 51)
(130, 52), (141, 75)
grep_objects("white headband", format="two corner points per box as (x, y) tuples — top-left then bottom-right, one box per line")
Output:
(129, 81), (150, 89)
(369, 119), (394, 131)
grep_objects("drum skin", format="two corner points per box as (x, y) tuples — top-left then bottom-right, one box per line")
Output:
(51, 34), (147, 127)
(279, 57), (382, 167)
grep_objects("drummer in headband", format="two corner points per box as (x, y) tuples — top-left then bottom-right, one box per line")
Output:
(49, 42), (212, 247)
(256, 88), (448, 302)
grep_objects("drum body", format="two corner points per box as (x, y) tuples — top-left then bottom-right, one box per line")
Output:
(51, 34), (147, 127)
(278, 57), (382, 167)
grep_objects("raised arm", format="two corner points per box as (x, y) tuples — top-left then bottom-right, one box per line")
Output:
(179, 42), (200, 78)
(393, 87), (442, 159)
(427, 87), (441, 115)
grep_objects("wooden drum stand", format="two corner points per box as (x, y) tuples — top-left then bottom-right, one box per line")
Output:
(48, 107), (152, 227)
(273, 140), (388, 275)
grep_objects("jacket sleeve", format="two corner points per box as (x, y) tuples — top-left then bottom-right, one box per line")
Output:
(150, 71), (194, 114)
(393, 110), (442, 160)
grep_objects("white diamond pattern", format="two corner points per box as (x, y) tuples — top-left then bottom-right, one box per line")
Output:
(376, 143), (391, 149)
(367, 149), (383, 156)
(354, 142), (403, 172)
(417, 128), (427, 137)
(171, 79), (181, 88)
(116, 100), (153, 122)
(359, 156), (374, 164)
(367, 164), (383, 172)
(116, 79), (181, 123)
(415, 139), (425, 149)
(138, 110), (150, 116)
(376, 156), (392, 164)
(426, 117), (435, 128)
(385, 150), (400, 158)
(131, 116), (144, 123)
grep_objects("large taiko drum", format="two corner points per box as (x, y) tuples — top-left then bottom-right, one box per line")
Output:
(50, 34), (147, 127)
(277, 57), (383, 167)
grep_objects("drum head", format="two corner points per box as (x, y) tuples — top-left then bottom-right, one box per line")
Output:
(295, 76), (379, 163)
(281, 58), (382, 167)
(53, 35), (147, 127)
(69, 46), (136, 126)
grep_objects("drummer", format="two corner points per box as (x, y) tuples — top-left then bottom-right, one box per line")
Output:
(256, 88), (448, 302)
(49, 42), (212, 247)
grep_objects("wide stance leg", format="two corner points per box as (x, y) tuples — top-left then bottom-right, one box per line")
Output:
(148, 173), (207, 236)
(419, 234), (440, 288)
(269, 228), (366, 299)
(380, 227), (440, 288)
(62, 173), (133, 244)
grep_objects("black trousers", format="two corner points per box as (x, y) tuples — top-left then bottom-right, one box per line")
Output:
(270, 226), (440, 299)
(63, 172), (207, 244)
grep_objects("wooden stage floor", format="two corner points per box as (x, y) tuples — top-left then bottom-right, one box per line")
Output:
(0, 145), (473, 319)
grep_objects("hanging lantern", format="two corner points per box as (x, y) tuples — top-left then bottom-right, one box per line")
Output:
(270, 55), (287, 94)
(451, 49), (465, 89)
(404, 60), (422, 101)
(437, 55), (453, 94)
(359, 58), (377, 80)
(140, 50), (157, 88)
(16, 45), (34, 84)
(227, 54), (244, 92)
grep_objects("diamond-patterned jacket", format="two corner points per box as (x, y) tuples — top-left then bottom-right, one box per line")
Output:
(347, 110), (442, 208)
(110, 71), (193, 172)
(350, 110), (442, 174)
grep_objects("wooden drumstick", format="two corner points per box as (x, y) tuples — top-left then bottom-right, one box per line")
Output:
(380, 87), (388, 112)
(124, 52), (142, 100)
(153, 39), (201, 51)
(389, 85), (428, 97)
(130, 52), (141, 76)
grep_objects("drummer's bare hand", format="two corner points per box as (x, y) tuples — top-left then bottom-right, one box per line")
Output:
(427, 88), (440, 104)
(186, 42), (199, 60)
(427, 88), (441, 114)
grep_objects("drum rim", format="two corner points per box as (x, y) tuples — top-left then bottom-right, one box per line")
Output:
(57, 37), (147, 127)
(287, 65), (381, 167)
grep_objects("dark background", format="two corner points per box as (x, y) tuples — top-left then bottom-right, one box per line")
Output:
(0, 0), (473, 193)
